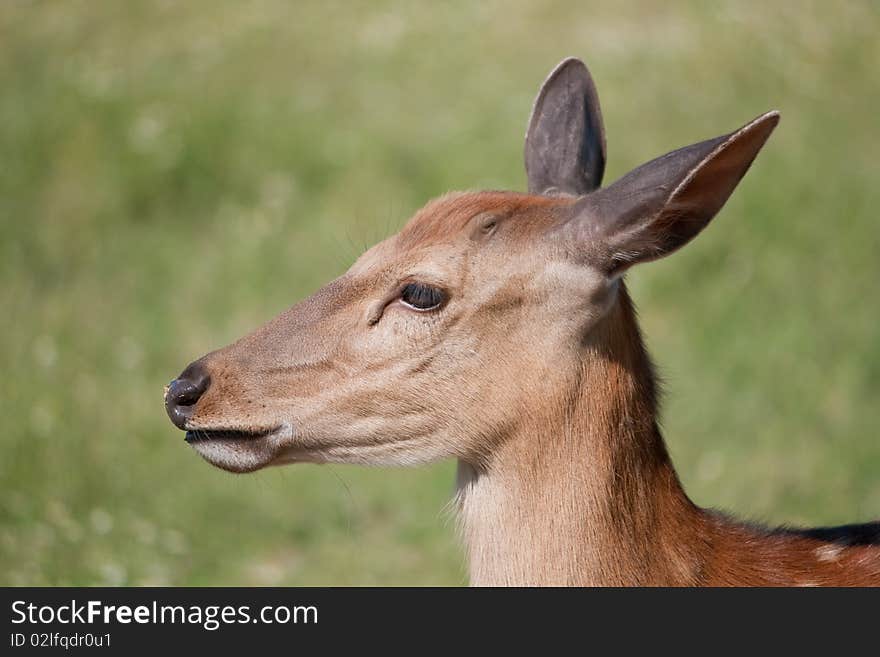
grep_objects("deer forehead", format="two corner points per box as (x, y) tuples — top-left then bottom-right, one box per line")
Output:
(348, 191), (570, 282)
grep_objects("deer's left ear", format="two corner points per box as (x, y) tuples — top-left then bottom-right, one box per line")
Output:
(575, 111), (780, 275)
(525, 58), (606, 196)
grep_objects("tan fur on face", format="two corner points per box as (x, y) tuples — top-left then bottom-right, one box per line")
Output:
(185, 191), (590, 471)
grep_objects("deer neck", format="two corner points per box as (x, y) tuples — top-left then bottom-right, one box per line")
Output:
(455, 287), (708, 586)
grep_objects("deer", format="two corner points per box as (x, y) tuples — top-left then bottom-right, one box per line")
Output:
(164, 58), (880, 586)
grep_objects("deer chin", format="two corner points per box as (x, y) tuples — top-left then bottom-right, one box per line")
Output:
(184, 423), (294, 473)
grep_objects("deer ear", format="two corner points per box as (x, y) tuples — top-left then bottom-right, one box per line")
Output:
(525, 57), (606, 196)
(580, 111), (780, 274)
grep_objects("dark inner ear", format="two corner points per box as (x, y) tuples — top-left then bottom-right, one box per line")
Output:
(578, 111), (780, 274)
(525, 58), (606, 196)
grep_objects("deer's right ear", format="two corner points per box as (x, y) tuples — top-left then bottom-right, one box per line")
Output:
(525, 58), (606, 196)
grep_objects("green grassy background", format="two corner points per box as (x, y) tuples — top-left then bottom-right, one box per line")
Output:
(2, 1), (879, 585)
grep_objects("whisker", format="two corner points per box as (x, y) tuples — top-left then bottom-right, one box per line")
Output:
(327, 464), (359, 539)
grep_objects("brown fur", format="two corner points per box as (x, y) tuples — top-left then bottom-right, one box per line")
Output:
(457, 280), (879, 585)
(171, 190), (879, 586)
(167, 58), (879, 585)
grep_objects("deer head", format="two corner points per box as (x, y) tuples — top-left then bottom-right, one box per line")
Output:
(165, 58), (778, 477)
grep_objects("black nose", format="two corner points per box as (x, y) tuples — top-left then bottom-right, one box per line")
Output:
(165, 362), (211, 430)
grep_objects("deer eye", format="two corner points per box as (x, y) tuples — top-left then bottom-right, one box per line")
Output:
(400, 282), (445, 311)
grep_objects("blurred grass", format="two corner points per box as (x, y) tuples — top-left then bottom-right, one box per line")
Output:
(1, 0), (879, 585)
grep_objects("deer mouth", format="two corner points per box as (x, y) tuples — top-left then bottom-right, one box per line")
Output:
(184, 427), (279, 443)
(183, 423), (295, 473)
